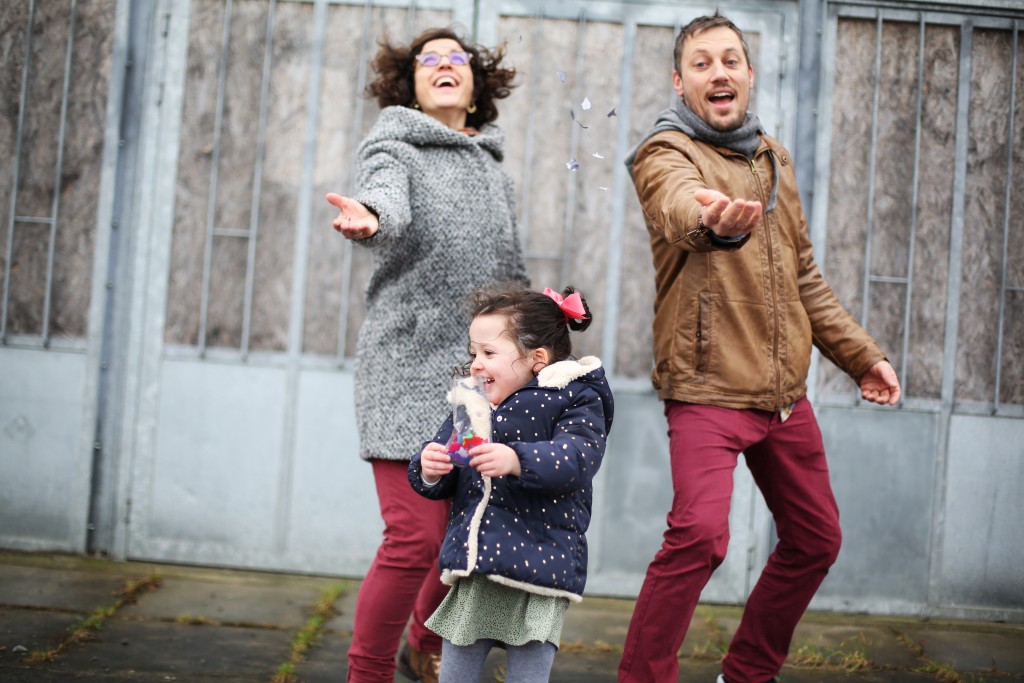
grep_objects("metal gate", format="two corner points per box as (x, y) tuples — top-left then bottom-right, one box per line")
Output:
(2, 0), (1021, 621)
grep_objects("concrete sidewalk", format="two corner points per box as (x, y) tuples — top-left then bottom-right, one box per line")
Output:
(0, 551), (1021, 682)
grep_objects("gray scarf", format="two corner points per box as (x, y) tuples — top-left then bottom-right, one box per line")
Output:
(624, 98), (778, 213)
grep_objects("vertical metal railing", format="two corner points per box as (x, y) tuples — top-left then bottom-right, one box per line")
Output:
(600, 17), (636, 376)
(516, 7), (545, 249)
(993, 21), (1019, 413)
(1, 0), (36, 343)
(335, 0), (378, 361)
(863, 12), (921, 386)
(559, 8), (588, 287)
(240, 0), (277, 358)
(859, 13), (883, 332)
(896, 15), (927, 394)
(42, 0), (77, 345)
(197, 0), (276, 357)
(1, 0), (76, 345)
(198, 0), (234, 355)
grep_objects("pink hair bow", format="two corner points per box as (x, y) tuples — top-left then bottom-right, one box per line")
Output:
(543, 287), (588, 321)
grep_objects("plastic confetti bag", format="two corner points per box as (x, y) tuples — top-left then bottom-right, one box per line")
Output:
(444, 377), (491, 467)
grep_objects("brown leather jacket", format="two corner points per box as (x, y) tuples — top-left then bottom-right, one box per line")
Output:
(631, 130), (886, 411)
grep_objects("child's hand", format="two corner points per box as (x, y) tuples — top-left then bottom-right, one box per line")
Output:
(468, 442), (521, 478)
(420, 442), (454, 483)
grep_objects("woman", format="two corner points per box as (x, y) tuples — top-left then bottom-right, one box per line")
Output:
(326, 27), (527, 683)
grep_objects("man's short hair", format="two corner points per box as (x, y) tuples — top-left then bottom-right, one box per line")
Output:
(673, 11), (752, 73)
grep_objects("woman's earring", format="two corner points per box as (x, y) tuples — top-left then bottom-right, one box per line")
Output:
(466, 101), (477, 114)
(412, 101), (421, 110)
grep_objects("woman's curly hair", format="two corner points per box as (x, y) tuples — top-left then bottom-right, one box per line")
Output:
(365, 27), (517, 128)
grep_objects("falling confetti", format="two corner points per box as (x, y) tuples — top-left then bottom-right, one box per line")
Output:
(566, 157), (579, 171)
(592, 152), (605, 159)
(570, 109), (575, 121)
(607, 108), (617, 117)
(556, 71), (567, 83)
(577, 120), (589, 129)
(581, 97), (592, 110)
(598, 186), (609, 191)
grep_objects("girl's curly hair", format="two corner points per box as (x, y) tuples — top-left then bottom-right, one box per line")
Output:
(365, 27), (517, 128)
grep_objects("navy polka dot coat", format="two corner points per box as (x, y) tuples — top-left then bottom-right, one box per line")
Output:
(409, 356), (614, 603)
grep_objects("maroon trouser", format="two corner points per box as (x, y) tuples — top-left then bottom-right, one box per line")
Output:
(347, 460), (450, 682)
(618, 398), (841, 683)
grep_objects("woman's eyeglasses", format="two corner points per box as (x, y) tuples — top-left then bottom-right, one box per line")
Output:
(415, 50), (471, 67)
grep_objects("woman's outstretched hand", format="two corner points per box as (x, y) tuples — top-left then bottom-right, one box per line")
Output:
(327, 192), (380, 240)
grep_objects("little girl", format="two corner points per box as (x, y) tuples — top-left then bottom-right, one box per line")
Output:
(408, 283), (614, 683)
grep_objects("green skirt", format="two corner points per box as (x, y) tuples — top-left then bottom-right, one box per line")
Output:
(426, 574), (569, 648)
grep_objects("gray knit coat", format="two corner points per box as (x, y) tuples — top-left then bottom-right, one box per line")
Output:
(352, 106), (529, 461)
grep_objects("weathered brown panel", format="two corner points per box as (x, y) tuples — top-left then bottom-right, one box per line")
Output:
(206, 235), (246, 348)
(0, 0), (110, 339)
(305, 6), (451, 357)
(958, 28), (1016, 404)
(54, 0), (112, 338)
(0, 3), (27, 256)
(248, 2), (313, 352)
(820, 18), (875, 397)
(504, 16), (579, 262)
(1004, 41), (1024, 405)
(615, 23), (675, 379)
(167, 0), (225, 346)
(1, 0), (40, 335)
(864, 20), (918, 367)
(1003, 292), (1024, 404)
(906, 25), (957, 400)
(548, 19), (623, 360)
(13, 2), (68, 220)
(6, 227), (49, 335)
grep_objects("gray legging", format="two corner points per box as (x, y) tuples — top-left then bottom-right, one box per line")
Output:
(439, 638), (557, 683)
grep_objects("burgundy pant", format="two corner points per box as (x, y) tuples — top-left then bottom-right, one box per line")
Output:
(618, 398), (841, 683)
(347, 459), (450, 682)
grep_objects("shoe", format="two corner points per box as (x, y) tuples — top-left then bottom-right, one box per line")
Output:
(397, 640), (441, 683)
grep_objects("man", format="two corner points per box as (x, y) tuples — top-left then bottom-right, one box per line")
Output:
(618, 12), (901, 683)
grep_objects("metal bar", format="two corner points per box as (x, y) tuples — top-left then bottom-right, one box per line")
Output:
(870, 275), (911, 284)
(2, 0), (36, 342)
(899, 15), (927, 396)
(993, 21), (1017, 412)
(559, 7), (588, 287)
(41, 0), (78, 345)
(11, 216), (55, 225)
(273, 0), (329, 557)
(517, 6), (545, 249)
(928, 19), (973, 610)
(336, 0), (375, 361)
(199, 0), (235, 356)
(942, 21), (972, 406)
(212, 228), (252, 238)
(241, 0), (278, 358)
(600, 17), (635, 377)
(860, 12), (884, 331)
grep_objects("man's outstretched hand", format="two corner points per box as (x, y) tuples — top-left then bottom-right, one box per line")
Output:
(860, 360), (901, 406)
(694, 188), (762, 238)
